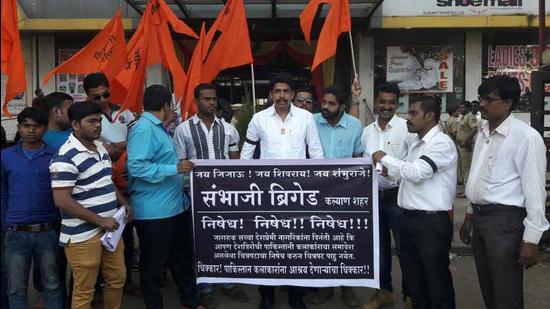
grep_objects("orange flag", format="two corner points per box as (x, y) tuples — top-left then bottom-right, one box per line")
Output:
(157, 0), (198, 39)
(115, 27), (150, 114)
(201, 0), (253, 83)
(111, 6), (151, 105)
(111, 0), (197, 110)
(182, 23), (207, 118)
(43, 8), (127, 85)
(300, 0), (351, 71)
(1, 0), (26, 116)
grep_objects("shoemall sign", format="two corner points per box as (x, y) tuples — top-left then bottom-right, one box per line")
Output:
(382, 0), (541, 16)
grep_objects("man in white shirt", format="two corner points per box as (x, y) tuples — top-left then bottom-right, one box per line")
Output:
(459, 76), (549, 309)
(241, 73), (324, 161)
(241, 73), (323, 309)
(373, 96), (457, 309)
(361, 83), (411, 309)
(173, 83), (248, 309)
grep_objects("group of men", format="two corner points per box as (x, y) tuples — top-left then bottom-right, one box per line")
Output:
(1, 71), (548, 309)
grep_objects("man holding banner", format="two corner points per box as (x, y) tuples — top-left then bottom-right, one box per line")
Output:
(174, 83), (249, 309)
(241, 72), (324, 309)
(362, 83), (411, 309)
(373, 96), (457, 309)
(127, 85), (199, 309)
(310, 85), (363, 307)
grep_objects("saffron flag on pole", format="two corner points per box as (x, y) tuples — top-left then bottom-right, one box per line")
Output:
(300, 0), (351, 71)
(182, 22), (207, 118)
(111, 0), (197, 112)
(1, 0), (26, 116)
(110, 3), (154, 113)
(42, 8), (127, 85)
(201, 0), (253, 83)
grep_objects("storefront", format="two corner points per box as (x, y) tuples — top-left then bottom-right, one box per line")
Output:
(1, 0), (548, 139)
(355, 0), (548, 124)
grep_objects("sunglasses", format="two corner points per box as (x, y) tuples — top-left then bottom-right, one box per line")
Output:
(91, 92), (111, 101)
(296, 97), (313, 104)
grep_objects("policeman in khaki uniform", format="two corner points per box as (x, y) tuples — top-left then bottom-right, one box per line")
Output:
(456, 101), (477, 196)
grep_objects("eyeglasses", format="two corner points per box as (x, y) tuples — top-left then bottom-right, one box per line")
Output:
(478, 95), (501, 104)
(91, 92), (110, 101)
(296, 97), (313, 104)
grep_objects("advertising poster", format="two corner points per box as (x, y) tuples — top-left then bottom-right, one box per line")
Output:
(387, 46), (453, 93)
(56, 49), (87, 102)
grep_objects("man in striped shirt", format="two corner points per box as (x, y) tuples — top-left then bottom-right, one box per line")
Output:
(173, 83), (247, 309)
(460, 76), (549, 309)
(50, 101), (132, 309)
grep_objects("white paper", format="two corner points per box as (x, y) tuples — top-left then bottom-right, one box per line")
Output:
(100, 206), (127, 252)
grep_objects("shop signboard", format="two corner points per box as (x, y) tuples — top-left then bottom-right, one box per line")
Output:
(485, 45), (550, 95)
(56, 49), (87, 102)
(386, 46), (453, 94)
(382, 0), (542, 17)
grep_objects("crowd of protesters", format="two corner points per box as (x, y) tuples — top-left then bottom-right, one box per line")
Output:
(1, 72), (548, 309)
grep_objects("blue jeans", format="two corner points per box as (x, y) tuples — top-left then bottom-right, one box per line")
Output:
(4, 228), (64, 309)
(1, 231), (9, 308)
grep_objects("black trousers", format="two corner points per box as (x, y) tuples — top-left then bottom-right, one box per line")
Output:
(135, 211), (198, 309)
(122, 222), (136, 282)
(399, 210), (455, 309)
(258, 286), (305, 303)
(378, 188), (408, 296)
(471, 204), (526, 309)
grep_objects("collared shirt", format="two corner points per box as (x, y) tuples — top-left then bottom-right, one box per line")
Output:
(1, 143), (60, 230)
(173, 115), (239, 160)
(50, 134), (117, 245)
(241, 104), (324, 159)
(362, 115), (410, 189)
(43, 129), (72, 149)
(381, 126), (457, 211)
(127, 112), (184, 220)
(101, 107), (135, 144)
(314, 112), (363, 158)
(465, 115), (550, 244)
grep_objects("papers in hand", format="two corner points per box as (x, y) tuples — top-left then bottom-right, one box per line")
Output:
(100, 206), (127, 252)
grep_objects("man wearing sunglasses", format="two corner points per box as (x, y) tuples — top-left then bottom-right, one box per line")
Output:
(84, 73), (135, 161)
(293, 87), (316, 112)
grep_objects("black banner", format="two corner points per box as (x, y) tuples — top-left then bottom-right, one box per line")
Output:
(191, 159), (379, 287)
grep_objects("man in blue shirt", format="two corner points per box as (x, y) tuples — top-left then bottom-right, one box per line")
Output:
(1, 107), (64, 308)
(313, 86), (364, 159)
(127, 85), (198, 309)
(311, 86), (364, 308)
(42, 92), (73, 149)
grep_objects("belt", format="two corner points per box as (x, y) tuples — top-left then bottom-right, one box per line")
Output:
(379, 187), (398, 197)
(8, 222), (57, 233)
(402, 209), (449, 216)
(471, 203), (525, 214)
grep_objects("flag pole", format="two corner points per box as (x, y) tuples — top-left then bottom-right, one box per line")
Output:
(250, 63), (257, 113)
(348, 31), (358, 79)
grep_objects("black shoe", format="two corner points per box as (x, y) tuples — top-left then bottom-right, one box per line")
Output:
(289, 298), (307, 309)
(258, 297), (274, 309)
